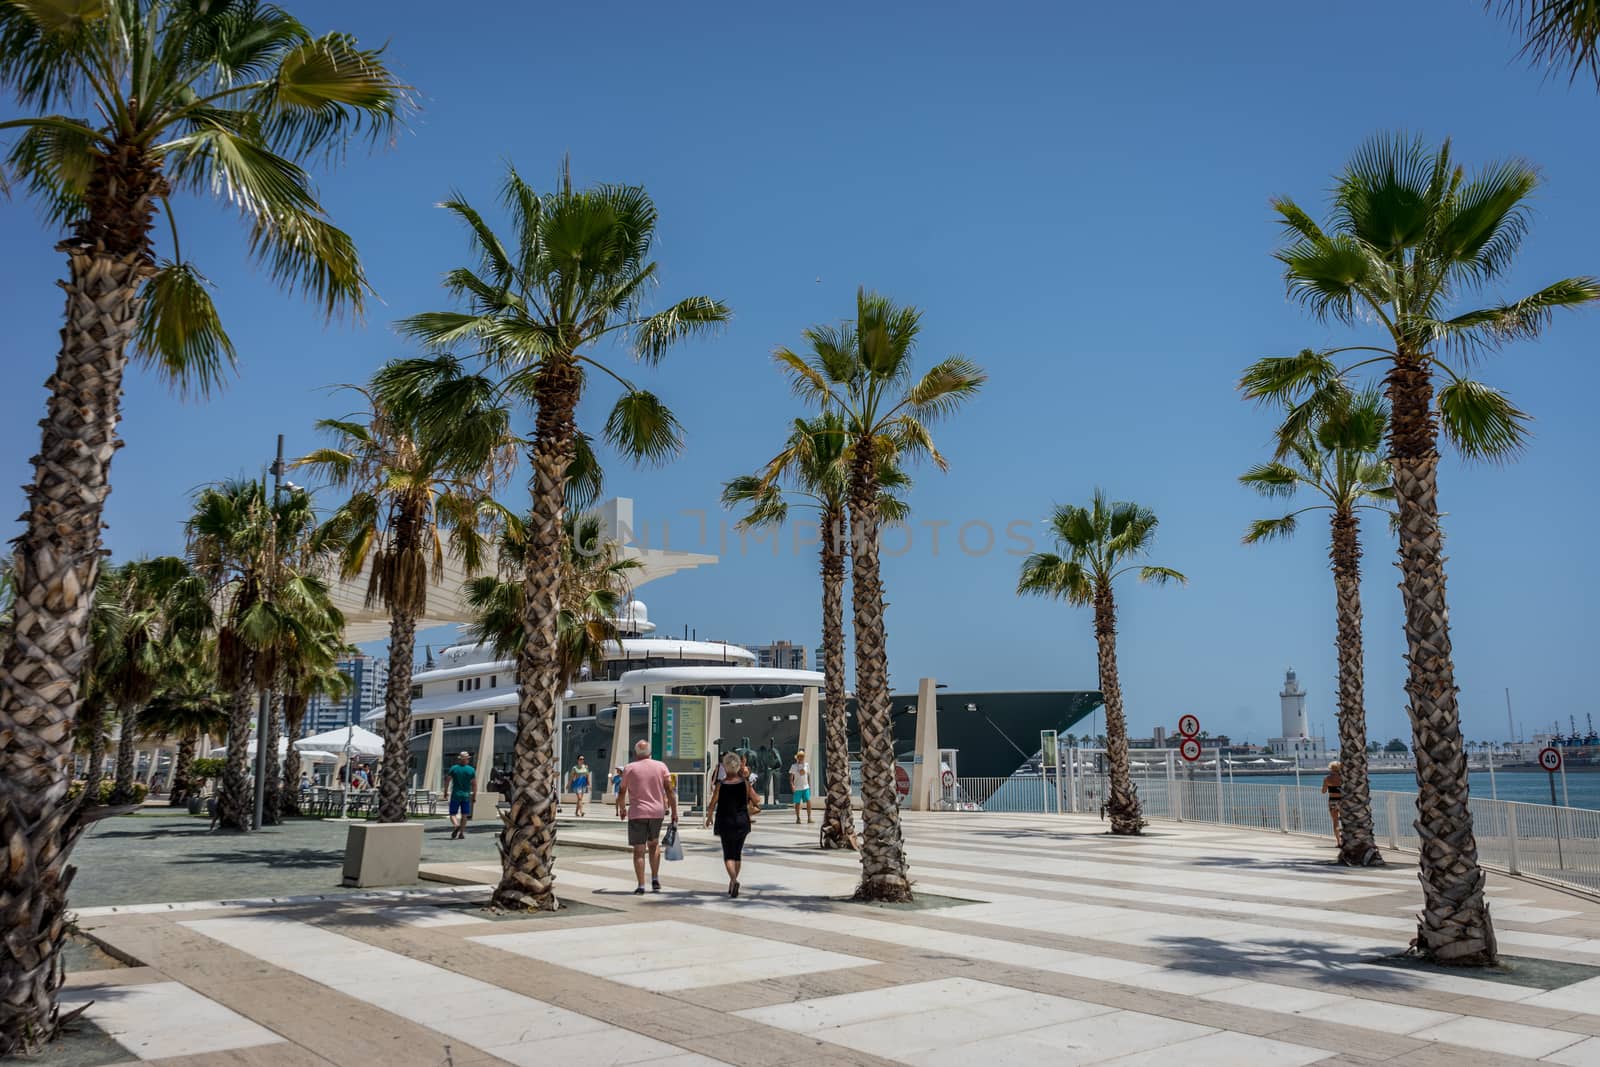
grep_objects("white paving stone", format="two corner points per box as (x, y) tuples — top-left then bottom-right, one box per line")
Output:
(1297, 996), (1459, 1035)
(1409, 1015), (1587, 1059)
(472, 918), (871, 991)
(1545, 1037), (1600, 1066)
(1097, 1031), (1332, 1066)
(57, 981), (282, 1061)
(183, 916), (718, 1064)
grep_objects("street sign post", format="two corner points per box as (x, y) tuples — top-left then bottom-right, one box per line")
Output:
(1179, 737), (1202, 762)
(1177, 714), (1201, 739)
(1539, 747), (1565, 866)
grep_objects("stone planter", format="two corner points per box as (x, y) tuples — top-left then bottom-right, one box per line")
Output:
(342, 822), (423, 888)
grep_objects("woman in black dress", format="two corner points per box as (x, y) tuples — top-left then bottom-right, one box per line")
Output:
(704, 751), (760, 897)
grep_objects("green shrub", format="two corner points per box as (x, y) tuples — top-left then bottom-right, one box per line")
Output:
(187, 757), (225, 781)
(66, 780), (148, 805)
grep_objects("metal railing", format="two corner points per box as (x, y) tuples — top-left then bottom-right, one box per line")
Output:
(949, 751), (1600, 897)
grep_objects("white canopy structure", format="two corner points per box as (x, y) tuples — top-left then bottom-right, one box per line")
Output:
(329, 498), (717, 642)
(208, 738), (337, 762)
(296, 725), (385, 758)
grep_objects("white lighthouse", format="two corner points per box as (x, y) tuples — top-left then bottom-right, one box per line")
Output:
(1280, 667), (1308, 737)
(1268, 666), (1328, 760)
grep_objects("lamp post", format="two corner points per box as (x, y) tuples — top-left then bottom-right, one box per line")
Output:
(251, 434), (286, 830)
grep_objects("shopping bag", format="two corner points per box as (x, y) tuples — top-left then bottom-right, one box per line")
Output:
(663, 822), (684, 861)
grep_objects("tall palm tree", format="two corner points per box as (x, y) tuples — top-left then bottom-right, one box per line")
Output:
(1239, 386), (1393, 867)
(280, 658), (352, 817)
(1017, 492), (1186, 836)
(401, 162), (728, 911)
(0, 5), (405, 1047)
(465, 513), (643, 687)
(1491, 0), (1600, 84)
(1248, 133), (1598, 965)
(187, 479), (336, 829)
(722, 413), (911, 850)
(777, 290), (984, 901)
(99, 557), (209, 804)
(301, 355), (513, 823)
(140, 653), (226, 805)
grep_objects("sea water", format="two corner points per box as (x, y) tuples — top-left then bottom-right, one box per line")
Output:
(1203, 771), (1600, 811)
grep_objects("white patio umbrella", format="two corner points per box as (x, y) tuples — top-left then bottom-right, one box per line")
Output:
(295, 725), (384, 758)
(209, 736), (292, 760)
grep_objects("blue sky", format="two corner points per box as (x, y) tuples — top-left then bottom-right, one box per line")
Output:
(2, 1), (1596, 748)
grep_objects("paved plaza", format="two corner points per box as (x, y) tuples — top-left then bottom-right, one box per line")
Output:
(57, 811), (1600, 1066)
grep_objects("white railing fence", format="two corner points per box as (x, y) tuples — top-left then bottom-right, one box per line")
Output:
(943, 748), (1600, 898)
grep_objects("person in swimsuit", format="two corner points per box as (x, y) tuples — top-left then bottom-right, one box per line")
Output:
(1321, 760), (1344, 847)
(704, 751), (760, 898)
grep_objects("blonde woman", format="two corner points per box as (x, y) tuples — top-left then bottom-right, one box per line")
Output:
(704, 752), (760, 898)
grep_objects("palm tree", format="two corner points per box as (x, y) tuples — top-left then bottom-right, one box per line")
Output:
(300, 356), (513, 823)
(1239, 386), (1393, 867)
(401, 162), (728, 911)
(1017, 492), (1186, 835)
(186, 480), (337, 829)
(1248, 133), (1598, 965)
(1491, 1), (1600, 84)
(723, 413), (911, 850)
(95, 557), (208, 804)
(0, 5), (405, 1046)
(280, 659), (352, 817)
(465, 513), (643, 687)
(140, 654), (227, 806)
(777, 290), (985, 901)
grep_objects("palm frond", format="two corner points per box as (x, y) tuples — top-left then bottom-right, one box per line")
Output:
(1138, 565), (1187, 586)
(1239, 463), (1303, 498)
(133, 260), (238, 397)
(633, 295), (731, 364)
(603, 389), (683, 464)
(1242, 515), (1301, 544)
(1437, 377), (1531, 461)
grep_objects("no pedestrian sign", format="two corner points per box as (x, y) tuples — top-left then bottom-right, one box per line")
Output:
(1538, 746), (1562, 773)
(1177, 714), (1201, 738)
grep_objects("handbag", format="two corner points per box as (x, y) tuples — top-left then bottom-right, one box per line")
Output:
(663, 823), (684, 861)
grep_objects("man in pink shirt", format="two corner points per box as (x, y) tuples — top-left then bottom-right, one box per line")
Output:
(616, 739), (678, 894)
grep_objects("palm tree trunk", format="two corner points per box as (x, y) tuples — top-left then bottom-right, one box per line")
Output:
(219, 650), (257, 831)
(1388, 354), (1495, 965)
(0, 144), (163, 1057)
(493, 361), (580, 912)
(261, 688), (284, 826)
(1330, 507), (1382, 867)
(110, 706), (139, 804)
(1094, 585), (1143, 835)
(280, 695), (307, 817)
(378, 508), (422, 824)
(848, 446), (912, 901)
(169, 736), (196, 806)
(820, 505), (857, 851)
(378, 606), (417, 823)
(83, 703), (108, 803)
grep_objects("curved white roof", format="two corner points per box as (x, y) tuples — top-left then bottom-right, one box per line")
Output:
(614, 666), (822, 687)
(414, 635), (755, 685)
(333, 498), (717, 643)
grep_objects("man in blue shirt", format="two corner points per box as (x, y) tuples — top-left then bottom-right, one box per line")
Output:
(447, 751), (476, 840)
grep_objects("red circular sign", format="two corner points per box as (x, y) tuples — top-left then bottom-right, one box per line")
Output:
(941, 769), (955, 788)
(1179, 737), (1203, 762)
(894, 764), (910, 797)
(1538, 746), (1563, 772)
(1177, 714), (1201, 738)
